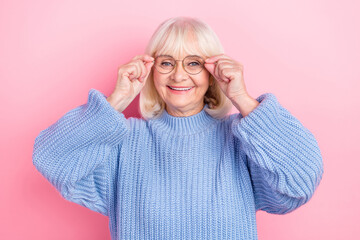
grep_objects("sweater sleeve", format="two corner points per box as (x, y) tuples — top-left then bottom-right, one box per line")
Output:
(231, 93), (324, 214)
(32, 88), (130, 216)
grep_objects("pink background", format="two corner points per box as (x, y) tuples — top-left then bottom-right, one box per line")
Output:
(1, 0), (359, 239)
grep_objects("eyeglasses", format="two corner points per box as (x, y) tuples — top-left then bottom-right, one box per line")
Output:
(153, 55), (205, 75)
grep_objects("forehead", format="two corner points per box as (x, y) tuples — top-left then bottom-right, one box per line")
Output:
(157, 54), (204, 60)
(155, 38), (205, 59)
(156, 50), (206, 60)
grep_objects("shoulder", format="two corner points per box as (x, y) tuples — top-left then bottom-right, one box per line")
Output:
(127, 116), (149, 131)
(210, 112), (243, 136)
(221, 112), (243, 127)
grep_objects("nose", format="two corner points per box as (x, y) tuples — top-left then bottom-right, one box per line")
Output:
(171, 60), (188, 81)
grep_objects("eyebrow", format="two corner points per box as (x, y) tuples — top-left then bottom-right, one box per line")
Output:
(158, 54), (174, 58)
(157, 54), (203, 59)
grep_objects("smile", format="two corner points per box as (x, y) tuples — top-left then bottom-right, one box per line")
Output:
(168, 86), (194, 91)
(167, 86), (194, 94)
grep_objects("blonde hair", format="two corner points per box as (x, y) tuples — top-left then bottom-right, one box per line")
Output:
(139, 16), (233, 120)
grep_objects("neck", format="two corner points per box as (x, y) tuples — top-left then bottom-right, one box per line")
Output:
(149, 103), (218, 135)
(165, 102), (205, 117)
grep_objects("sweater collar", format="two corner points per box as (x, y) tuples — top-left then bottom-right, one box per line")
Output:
(150, 104), (218, 135)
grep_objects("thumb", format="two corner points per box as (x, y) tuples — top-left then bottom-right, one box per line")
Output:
(204, 63), (216, 76)
(144, 61), (154, 79)
(145, 61), (154, 71)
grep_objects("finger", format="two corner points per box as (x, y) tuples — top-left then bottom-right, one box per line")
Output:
(119, 64), (136, 81)
(204, 62), (216, 77)
(134, 62), (142, 81)
(144, 61), (154, 78)
(205, 54), (232, 63)
(133, 54), (154, 62)
(219, 68), (233, 82)
(216, 59), (234, 65)
(218, 58), (243, 69)
(216, 59), (242, 75)
(214, 62), (222, 81)
(205, 54), (225, 63)
(132, 55), (142, 61)
(143, 54), (154, 62)
(127, 63), (141, 82)
(216, 62), (231, 83)
(215, 61), (234, 70)
(135, 59), (147, 82)
(140, 60), (153, 82)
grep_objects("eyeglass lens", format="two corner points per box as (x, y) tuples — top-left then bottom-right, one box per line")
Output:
(154, 55), (204, 74)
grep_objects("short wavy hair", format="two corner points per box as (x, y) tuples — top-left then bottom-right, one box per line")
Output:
(139, 16), (233, 120)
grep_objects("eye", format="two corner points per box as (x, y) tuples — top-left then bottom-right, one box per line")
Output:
(161, 61), (174, 66)
(188, 61), (200, 66)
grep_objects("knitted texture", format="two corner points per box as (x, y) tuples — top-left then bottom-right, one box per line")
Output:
(32, 89), (323, 240)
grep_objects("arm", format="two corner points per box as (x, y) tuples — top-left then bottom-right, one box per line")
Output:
(231, 93), (324, 214)
(32, 89), (130, 216)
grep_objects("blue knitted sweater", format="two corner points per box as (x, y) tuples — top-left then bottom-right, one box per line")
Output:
(32, 89), (323, 239)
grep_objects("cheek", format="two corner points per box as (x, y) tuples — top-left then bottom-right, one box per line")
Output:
(152, 75), (167, 97)
(197, 73), (210, 88)
(152, 72), (161, 87)
(153, 72), (166, 87)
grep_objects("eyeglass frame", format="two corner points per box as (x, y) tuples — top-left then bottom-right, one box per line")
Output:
(152, 54), (206, 75)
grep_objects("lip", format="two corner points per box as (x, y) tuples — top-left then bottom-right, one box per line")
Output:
(167, 85), (194, 95)
(167, 85), (194, 88)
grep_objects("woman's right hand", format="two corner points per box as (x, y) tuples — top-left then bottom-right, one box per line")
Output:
(107, 54), (154, 112)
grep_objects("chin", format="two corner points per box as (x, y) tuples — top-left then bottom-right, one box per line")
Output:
(168, 103), (188, 109)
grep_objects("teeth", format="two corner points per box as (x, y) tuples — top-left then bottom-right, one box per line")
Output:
(169, 86), (193, 91)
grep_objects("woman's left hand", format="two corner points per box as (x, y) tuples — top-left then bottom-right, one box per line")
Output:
(204, 54), (248, 101)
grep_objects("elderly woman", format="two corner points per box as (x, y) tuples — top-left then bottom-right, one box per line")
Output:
(33, 17), (323, 239)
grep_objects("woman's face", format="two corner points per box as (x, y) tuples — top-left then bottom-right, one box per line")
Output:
(153, 52), (210, 117)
